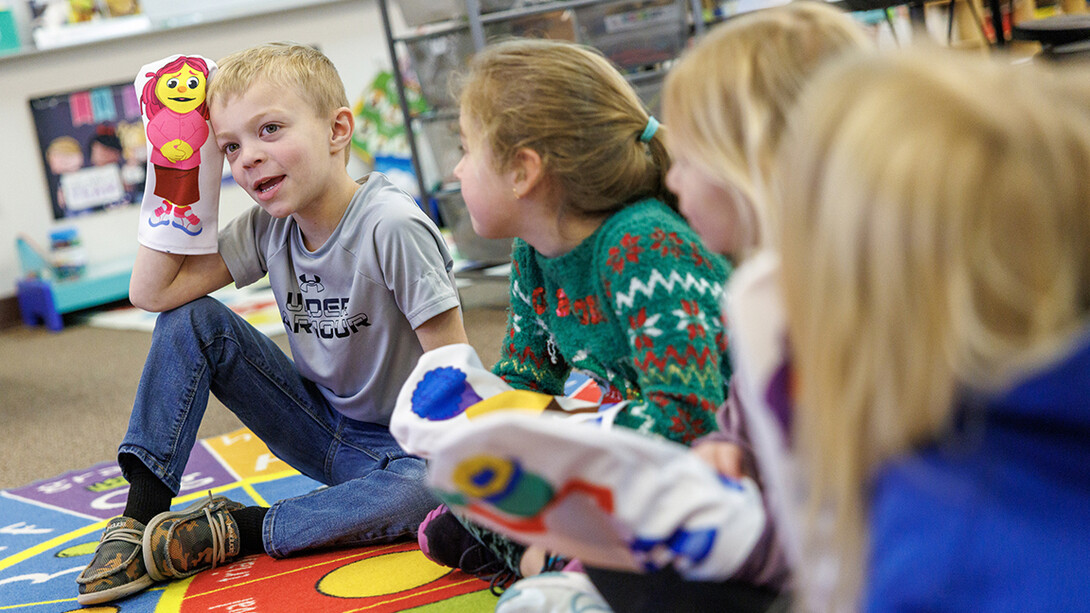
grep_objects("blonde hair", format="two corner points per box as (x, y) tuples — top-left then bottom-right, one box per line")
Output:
(46, 136), (82, 158)
(776, 49), (1090, 605)
(663, 1), (871, 255)
(458, 38), (673, 219)
(209, 42), (351, 162)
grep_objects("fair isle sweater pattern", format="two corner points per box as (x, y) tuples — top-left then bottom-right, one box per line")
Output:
(492, 199), (733, 444)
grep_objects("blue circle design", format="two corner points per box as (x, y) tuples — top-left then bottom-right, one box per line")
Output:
(411, 367), (482, 420)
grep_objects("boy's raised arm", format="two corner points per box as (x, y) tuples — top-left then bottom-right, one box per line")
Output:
(129, 245), (232, 313)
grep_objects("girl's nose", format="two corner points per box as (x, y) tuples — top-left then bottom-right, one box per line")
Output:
(664, 165), (678, 192)
(178, 85), (188, 93)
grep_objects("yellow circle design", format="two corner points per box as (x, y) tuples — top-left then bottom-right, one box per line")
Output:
(317, 550), (451, 597)
(57, 541), (99, 558)
(451, 455), (515, 499)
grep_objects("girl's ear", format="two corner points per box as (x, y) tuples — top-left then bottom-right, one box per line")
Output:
(330, 106), (355, 153)
(511, 147), (544, 198)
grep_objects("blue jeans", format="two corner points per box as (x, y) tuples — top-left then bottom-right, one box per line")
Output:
(119, 296), (438, 558)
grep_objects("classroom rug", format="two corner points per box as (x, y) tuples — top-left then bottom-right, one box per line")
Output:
(0, 428), (497, 612)
(84, 283), (285, 337)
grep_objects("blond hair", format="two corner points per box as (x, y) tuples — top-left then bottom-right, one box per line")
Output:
(775, 49), (1090, 606)
(208, 42), (351, 162)
(46, 136), (82, 158)
(663, 1), (871, 255)
(458, 38), (673, 219)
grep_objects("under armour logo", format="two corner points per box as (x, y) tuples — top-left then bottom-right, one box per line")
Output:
(299, 274), (325, 293)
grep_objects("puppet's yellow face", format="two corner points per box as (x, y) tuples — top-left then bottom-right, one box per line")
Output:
(155, 65), (207, 115)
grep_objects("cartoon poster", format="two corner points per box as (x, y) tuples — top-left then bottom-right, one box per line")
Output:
(29, 81), (147, 220)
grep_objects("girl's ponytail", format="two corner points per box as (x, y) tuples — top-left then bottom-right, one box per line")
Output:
(641, 121), (677, 211)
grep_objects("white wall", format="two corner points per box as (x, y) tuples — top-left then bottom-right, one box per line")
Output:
(0, 0), (390, 300)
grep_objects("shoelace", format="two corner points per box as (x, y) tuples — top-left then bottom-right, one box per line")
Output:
(456, 541), (517, 595)
(202, 495), (230, 570)
(103, 526), (143, 547)
(542, 552), (570, 572)
(488, 567), (518, 596)
(76, 523), (142, 584)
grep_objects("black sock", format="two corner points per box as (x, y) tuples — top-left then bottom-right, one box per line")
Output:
(230, 506), (269, 556)
(119, 453), (174, 525)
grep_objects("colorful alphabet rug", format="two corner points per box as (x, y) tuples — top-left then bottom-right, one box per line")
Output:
(0, 428), (496, 612)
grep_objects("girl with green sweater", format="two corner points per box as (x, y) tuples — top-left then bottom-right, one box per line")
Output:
(419, 37), (733, 585)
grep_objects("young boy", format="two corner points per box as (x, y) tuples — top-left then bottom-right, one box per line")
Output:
(75, 42), (468, 605)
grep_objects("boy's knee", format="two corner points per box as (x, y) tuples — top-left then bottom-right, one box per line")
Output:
(153, 295), (233, 338)
(155, 294), (227, 327)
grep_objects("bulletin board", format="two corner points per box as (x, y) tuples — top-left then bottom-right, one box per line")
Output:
(29, 81), (147, 220)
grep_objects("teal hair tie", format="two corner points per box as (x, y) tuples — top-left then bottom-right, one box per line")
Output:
(639, 116), (660, 143)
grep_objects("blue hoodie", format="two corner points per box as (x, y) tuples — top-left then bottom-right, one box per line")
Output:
(865, 329), (1090, 612)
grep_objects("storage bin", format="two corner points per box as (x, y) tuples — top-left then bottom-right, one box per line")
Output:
(404, 9), (575, 109)
(434, 191), (514, 264)
(49, 227), (88, 280)
(405, 30), (477, 110)
(393, 0), (562, 27)
(575, 0), (686, 70)
(393, 0), (466, 27)
(418, 115), (463, 187)
(0, 7), (19, 54)
(503, 7), (576, 39)
(628, 68), (666, 114)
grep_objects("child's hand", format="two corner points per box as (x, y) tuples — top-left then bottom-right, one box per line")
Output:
(692, 441), (746, 480)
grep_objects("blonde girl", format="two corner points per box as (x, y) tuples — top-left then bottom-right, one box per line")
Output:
(777, 49), (1090, 611)
(663, 0), (872, 259)
(655, 3), (873, 605)
(419, 37), (735, 589)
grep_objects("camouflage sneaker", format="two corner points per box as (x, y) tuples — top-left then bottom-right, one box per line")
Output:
(75, 516), (154, 605)
(142, 493), (245, 581)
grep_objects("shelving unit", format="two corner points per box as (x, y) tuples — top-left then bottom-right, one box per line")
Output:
(377, 0), (706, 265)
(0, 0), (352, 62)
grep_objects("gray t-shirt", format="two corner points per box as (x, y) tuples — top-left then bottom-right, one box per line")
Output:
(219, 172), (460, 425)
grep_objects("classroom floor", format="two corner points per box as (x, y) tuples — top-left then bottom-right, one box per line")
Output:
(0, 282), (511, 611)
(0, 283), (509, 490)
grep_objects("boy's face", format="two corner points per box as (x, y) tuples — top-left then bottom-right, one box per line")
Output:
(48, 148), (83, 174)
(210, 80), (336, 219)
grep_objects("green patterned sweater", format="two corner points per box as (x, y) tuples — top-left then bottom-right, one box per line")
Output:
(492, 198), (733, 444)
